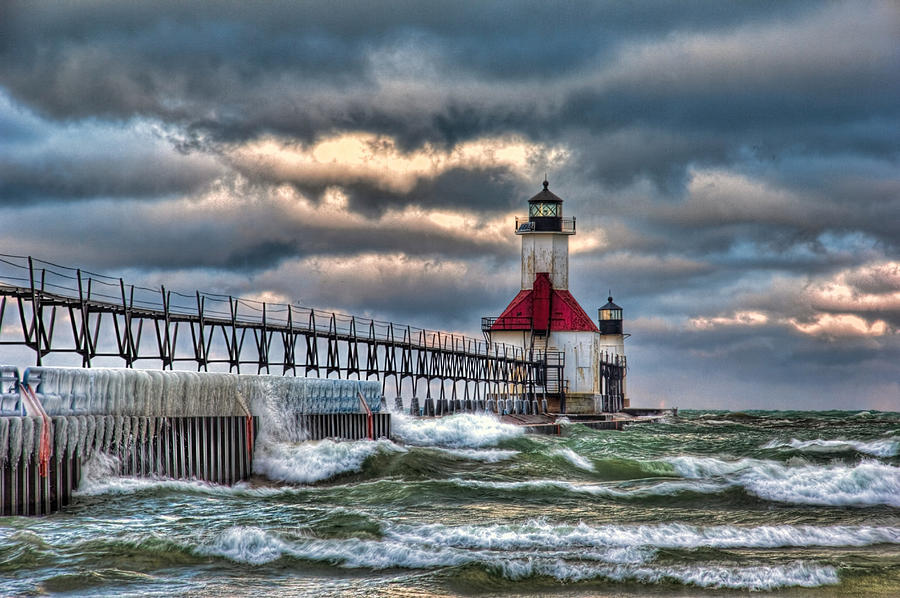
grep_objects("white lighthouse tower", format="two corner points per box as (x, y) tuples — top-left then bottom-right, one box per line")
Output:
(484, 181), (627, 413)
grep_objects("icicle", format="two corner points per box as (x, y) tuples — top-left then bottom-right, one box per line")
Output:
(189, 371), (201, 415)
(136, 416), (146, 445)
(36, 369), (62, 415)
(83, 415), (98, 459)
(87, 370), (101, 414)
(146, 370), (163, 416)
(104, 369), (119, 413)
(66, 416), (80, 458)
(122, 416), (134, 454)
(129, 370), (145, 415)
(173, 372), (188, 416)
(46, 369), (66, 410)
(170, 372), (186, 416)
(101, 415), (114, 453)
(71, 369), (89, 414)
(74, 415), (88, 459)
(202, 371), (216, 414)
(9, 417), (23, 466)
(21, 417), (35, 462)
(92, 415), (104, 456)
(54, 417), (68, 461)
(111, 415), (123, 453)
(0, 418), (9, 465)
(159, 372), (171, 416)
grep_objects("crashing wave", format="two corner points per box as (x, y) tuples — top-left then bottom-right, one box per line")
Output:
(253, 438), (404, 484)
(391, 412), (522, 448)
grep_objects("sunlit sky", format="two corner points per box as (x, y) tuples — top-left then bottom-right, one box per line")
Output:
(1, 1), (897, 409)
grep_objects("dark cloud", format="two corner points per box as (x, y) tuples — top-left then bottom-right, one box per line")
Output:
(280, 166), (526, 216)
(0, 194), (517, 273)
(0, 1), (897, 408)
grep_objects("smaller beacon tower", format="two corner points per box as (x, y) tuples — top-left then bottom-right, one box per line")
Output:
(484, 181), (627, 413)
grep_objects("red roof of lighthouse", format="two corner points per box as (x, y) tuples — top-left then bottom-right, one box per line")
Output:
(491, 272), (598, 332)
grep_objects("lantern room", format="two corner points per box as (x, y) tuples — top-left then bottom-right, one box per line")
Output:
(598, 296), (623, 335)
(516, 180), (575, 234)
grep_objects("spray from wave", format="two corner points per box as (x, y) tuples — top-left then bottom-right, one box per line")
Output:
(391, 412), (523, 448)
(553, 447), (595, 471)
(253, 439), (404, 484)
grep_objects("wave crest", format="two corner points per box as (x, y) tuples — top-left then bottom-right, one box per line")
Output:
(762, 437), (899, 457)
(668, 456), (900, 507)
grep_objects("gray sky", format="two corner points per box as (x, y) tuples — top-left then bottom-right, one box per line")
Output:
(1, 1), (897, 409)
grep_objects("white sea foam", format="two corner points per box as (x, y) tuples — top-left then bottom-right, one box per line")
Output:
(762, 437), (899, 457)
(74, 471), (262, 497)
(200, 526), (470, 569)
(391, 412), (522, 448)
(387, 520), (900, 551)
(425, 447), (519, 463)
(253, 438), (404, 484)
(493, 560), (838, 589)
(668, 456), (900, 507)
(200, 526), (293, 565)
(449, 477), (730, 498)
(553, 447), (595, 471)
(198, 525), (840, 589)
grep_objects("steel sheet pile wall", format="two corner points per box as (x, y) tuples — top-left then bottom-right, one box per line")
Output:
(296, 413), (391, 441)
(1, 414), (258, 516)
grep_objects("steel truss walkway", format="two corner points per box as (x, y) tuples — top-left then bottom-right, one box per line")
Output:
(0, 255), (564, 401)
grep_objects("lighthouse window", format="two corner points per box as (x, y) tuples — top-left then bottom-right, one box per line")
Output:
(530, 203), (559, 217)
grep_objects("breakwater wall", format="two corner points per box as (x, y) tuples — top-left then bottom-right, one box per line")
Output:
(2, 366), (386, 515)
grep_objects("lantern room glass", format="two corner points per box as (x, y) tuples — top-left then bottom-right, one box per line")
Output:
(529, 202), (559, 217)
(600, 308), (622, 321)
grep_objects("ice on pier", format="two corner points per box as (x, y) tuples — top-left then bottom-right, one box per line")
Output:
(1, 367), (381, 468)
(23, 367), (381, 418)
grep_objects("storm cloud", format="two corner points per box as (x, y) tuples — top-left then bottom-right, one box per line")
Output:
(0, 1), (897, 409)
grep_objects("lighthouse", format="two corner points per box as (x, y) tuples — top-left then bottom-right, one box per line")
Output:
(483, 181), (627, 413)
